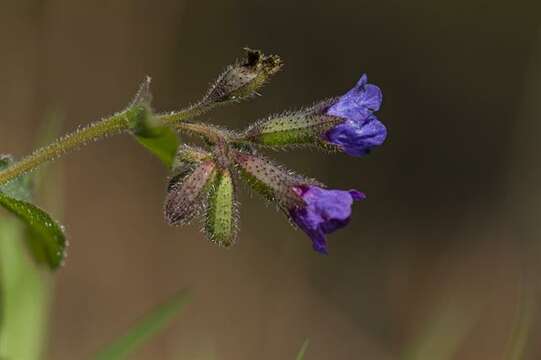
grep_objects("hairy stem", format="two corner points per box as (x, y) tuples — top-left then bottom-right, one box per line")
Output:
(0, 102), (214, 186)
(0, 112), (130, 186)
(176, 122), (229, 143)
(157, 102), (215, 126)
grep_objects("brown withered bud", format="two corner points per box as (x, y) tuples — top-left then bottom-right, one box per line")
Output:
(202, 48), (283, 105)
(164, 160), (217, 225)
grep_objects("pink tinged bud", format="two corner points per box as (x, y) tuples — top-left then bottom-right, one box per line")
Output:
(164, 160), (217, 225)
(232, 150), (317, 208)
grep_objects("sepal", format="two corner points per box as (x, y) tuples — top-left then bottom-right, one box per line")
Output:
(204, 169), (238, 247)
(241, 105), (343, 148)
(164, 160), (217, 225)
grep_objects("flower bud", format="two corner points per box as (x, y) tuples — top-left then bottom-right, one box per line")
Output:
(164, 160), (217, 225)
(202, 48), (283, 105)
(205, 168), (238, 248)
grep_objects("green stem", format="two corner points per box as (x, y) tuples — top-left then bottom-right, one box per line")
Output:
(157, 102), (215, 127)
(0, 102), (213, 186)
(176, 122), (228, 143)
(0, 112), (130, 186)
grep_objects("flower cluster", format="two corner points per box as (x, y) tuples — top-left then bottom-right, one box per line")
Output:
(163, 49), (387, 254)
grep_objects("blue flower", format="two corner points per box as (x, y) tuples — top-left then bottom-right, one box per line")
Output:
(324, 74), (387, 157)
(289, 185), (365, 254)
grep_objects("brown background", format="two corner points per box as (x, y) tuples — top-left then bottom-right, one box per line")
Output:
(1, 0), (541, 359)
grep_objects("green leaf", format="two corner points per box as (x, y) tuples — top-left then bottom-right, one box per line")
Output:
(135, 127), (180, 168)
(295, 339), (310, 360)
(0, 156), (66, 270)
(94, 290), (190, 360)
(0, 192), (66, 270)
(0, 155), (32, 202)
(127, 77), (180, 168)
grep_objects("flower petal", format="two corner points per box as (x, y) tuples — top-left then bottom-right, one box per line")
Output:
(326, 74), (383, 123)
(289, 186), (364, 253)
(326, 114), (387, 157)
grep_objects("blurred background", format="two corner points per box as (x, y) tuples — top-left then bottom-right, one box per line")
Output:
(1, 0), (541, 359)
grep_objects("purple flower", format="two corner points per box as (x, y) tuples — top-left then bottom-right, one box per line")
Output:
(325, 74), (387, 157)
(289, 185), (365, 254)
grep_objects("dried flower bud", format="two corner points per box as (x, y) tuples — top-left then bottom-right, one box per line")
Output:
(202, 48), (283, 105)
(205, 168), (238, 248)
(164, 160), (217, 225)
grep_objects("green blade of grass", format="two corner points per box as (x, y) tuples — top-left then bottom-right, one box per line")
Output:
(295, 339), (310, 360)
(93, 290), (190, 360)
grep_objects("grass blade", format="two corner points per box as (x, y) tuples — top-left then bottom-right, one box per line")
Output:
(94, 290), (190, 360)
(295, 339), (310, 360)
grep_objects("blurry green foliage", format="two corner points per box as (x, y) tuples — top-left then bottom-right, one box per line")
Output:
(94, 290), (190, 360)
(295, 339), (310, 360)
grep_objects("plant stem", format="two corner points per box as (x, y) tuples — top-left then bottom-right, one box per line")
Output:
(0, 112), (130, 186)
(0, 102), (214, 186)
(157, 102), (215, 127)
(176, 122), (228, 143)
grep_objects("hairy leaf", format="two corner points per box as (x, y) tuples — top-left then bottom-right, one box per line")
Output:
(0, 192), (65, 270)
(0, 156), (66, 270)
(127, 77), (180, 168)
